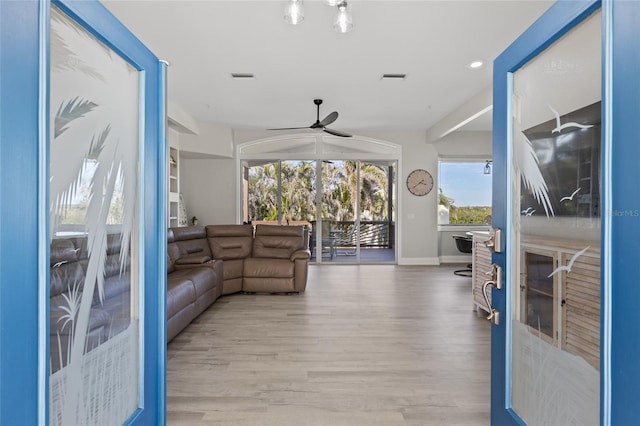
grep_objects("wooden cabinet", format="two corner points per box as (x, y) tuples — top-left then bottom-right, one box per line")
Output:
(471, 231), (492, 313)
(560, 246), (600, 369)
(520, 237), (600, 369)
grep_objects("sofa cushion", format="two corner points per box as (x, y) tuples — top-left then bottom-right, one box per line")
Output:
(50, 260), (85, 299)
(96, 274), (131, 306)
(170, 226), (211, 259)
(170, 267), (217, 300)
(172, 225), (206, 241)
(252, 225), (305, 259)
(106, 233), (124, 255)
(243, 277), (295, 293)
(175, 254), (212, 265)
(50, 238), (79, 267)
(206, 225), (253, 260)
(50, 297), (111, 336)
(244, 258), (295, 279)
(166, 277), (196, 319)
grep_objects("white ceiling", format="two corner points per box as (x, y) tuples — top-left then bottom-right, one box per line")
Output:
(102, 0), (553, 135)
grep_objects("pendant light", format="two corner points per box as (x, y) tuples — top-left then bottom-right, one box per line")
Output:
(333, 1), (353, 33)
(484, 160), (492, 175)
(284, 0), (304, 26)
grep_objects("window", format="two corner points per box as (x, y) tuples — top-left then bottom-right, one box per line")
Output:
(438, 161), (492, 225)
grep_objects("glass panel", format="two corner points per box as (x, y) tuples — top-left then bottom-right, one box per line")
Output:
(280, 160), (316, 226)
(510, 11), (601, 425)
(244, 160), (316, 228)
(523, 252), (554, 338)
(49, 6), (140, 424)
(438, 161), (492, 225)
(359, 161), (396, 263)
(318, 160), (357, 262)
(245, 160), (279, 222)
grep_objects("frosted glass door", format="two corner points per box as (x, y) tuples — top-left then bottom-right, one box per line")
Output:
(49, 6), (141, 424)
(509, 10), (601, 425)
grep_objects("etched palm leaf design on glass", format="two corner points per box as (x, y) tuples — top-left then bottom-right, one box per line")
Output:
(49, 6), (140, 425)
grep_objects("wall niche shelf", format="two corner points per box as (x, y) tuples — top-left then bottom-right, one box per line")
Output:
(168, 146), (180, 228)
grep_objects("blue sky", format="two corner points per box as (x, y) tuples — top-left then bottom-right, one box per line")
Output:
(438, 162), (492, 207)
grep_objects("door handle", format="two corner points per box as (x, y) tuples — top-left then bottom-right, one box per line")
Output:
(482, 280), (499, 325)
(482, 263), (502, 325)
(484, 227), (502, 253)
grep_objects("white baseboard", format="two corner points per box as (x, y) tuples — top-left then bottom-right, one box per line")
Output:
(439, 255), (472, 264)
(398, 257), (440, 266)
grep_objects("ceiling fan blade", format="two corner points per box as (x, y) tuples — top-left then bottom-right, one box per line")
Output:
(318, 111), (339, 128)
(268, 126), (311, 131)
(323, 127), (352, 138)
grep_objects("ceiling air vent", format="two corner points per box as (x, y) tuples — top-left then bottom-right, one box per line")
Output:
(381, 73), (406, 80)
(231, 73), (255, 80)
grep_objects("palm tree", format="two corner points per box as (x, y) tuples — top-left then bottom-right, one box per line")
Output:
(247, 160), (391, 229)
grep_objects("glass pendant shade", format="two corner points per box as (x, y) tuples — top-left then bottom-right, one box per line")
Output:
(333, 1), (353, 33)
(484, 161), (492, 175)
(284, 0), (304, 25)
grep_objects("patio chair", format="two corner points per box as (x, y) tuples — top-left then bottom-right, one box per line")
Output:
(334, 220), (359, 256)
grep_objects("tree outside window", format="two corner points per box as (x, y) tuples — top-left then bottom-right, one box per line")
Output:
(438, 161), (492, 225)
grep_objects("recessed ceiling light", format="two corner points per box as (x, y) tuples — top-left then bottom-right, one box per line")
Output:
(381, 73), (406, 80)
(467, 61), (484, 69)
(231, 73), (255, 80)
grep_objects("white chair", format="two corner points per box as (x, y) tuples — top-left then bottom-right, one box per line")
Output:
(333, 220), (359, 256)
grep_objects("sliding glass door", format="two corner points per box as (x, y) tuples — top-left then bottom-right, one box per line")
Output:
(243, 158), (396, 264)
(359, 161), (396, 264)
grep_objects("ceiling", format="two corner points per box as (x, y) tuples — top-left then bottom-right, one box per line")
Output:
(102, 0), (553, 135)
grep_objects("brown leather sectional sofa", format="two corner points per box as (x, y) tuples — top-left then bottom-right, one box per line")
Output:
(50, 234), (132, 373)
(166, 224), (310, 342)
(49, 224), (311, 364)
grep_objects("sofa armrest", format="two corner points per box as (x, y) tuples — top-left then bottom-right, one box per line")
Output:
(175, 254), (212, 265)
(290, 249), (311, 261)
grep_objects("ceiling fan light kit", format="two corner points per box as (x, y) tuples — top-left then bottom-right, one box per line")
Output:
(284, 0), (353, 33)
(284, 0), (304, 26)
(334, 1), (353, 34)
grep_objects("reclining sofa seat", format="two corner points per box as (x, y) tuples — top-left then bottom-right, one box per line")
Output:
(205, 224), (311, 294)
(166, 227), (222, 342)
(206, 224), (254, 295)
(244, 224), (310, 293)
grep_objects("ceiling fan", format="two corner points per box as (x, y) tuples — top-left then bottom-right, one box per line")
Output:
(269, 99), (352, 137)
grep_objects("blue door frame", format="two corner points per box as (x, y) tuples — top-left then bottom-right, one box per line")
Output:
(492, 0), (640, 424)
(0, 1), (166, 424)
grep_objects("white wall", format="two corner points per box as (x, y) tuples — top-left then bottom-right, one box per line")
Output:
(180, 158), (237, 224)
(434, 130), (492, 159)
(180, 121), (234, 159)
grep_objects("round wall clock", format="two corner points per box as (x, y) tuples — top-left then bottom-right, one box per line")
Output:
(406, 169), (434, 196)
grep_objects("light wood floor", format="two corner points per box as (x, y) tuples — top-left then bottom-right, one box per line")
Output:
(167, 265), (491, 425)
